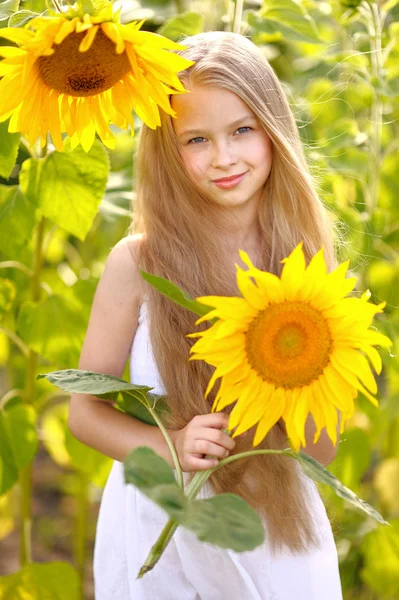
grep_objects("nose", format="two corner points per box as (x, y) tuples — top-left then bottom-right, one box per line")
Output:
(211, 139), (238, 169)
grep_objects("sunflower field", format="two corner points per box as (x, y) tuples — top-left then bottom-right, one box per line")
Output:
(0, 0), (398, 598)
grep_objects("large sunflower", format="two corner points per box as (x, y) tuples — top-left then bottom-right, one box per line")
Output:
(0, 1), (194, 151)
(188, 242), (392, 452)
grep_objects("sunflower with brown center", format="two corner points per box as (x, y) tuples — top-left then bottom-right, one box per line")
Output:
(188, 242), (392, 452)
(0, 1), (194, 151)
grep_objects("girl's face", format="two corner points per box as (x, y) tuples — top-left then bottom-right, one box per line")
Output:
(171, 85), (272, 209)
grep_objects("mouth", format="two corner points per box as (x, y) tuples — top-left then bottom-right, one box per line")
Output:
(212, 171), (247, 183)
(212, 171), (247, 189)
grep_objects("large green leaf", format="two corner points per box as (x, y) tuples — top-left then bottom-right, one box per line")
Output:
(248, 0), (322, 45)
(182, 494), (264, 551)
(124, 446), (265, 552)
(0, 185), (36, 261)
(0, 121), (20, 179)
(7, 8), (39, 27)
(17, 295), (88, 368)
(36, 369), (168, 426)
(329, 428), (371, 490)
(361, 519), (399, 598)
(0, 562), (79, 599)
(0, 278), (16, 319)
(0, 405), (38, 496)
(19, 140), (109, 240)
(293, 450), (389, 525)
(158, 12), (204, 41)
(140, 270), (213, 319)
(0, 0), (19, 21)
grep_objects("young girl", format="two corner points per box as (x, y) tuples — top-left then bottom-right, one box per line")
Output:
(68, 31), (343, 599)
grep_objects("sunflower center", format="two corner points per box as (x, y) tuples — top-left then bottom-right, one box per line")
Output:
(37, 29), (131, 97)
(245, 302), (332, 388)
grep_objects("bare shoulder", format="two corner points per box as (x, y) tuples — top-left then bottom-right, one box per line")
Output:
(76, 233), (145, 379)
(106, 233), (145, 303)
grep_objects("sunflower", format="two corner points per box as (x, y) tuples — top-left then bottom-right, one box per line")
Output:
(0, 0), (194, 151)
(188, 242), (392, 452)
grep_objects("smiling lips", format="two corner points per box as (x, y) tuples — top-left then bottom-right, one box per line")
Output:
(212, 171), (247, 188)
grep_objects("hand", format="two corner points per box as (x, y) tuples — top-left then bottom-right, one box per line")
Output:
(171, 413), (236, 472)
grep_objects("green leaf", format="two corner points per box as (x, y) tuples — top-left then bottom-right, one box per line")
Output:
(248, 0), (322, 45)
(124, 446), (177, 488)
(0, 278), (16, 318)
(36, 369), (168, 426)
(382, 0), (399, 12)
(293, 450), (389, 525)
(124, 447), (265, 551)
(0, 121), (20, 179)
(7, 8), (39, 27)
(20, 140), (110, 240)
(0, 185), (36, 261)
(0, 561), (80, 599)
(118, 390), (169, 426)
(182, 493), (265, 551)
(329, 428), (371, 490)
(0, 405), (38, 496)
(361, 519), (399, 598)
(140, 270), (213, 318)
(158, 12), (204, 41)
(0, 0), (19, 21)
(17, 296), (88, 367)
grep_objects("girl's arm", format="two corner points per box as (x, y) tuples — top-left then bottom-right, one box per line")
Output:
(67, 236), (177, 467)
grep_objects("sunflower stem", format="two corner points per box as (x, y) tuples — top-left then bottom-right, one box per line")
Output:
(137, 447), (293, 577)
(138, 398), (184, 489)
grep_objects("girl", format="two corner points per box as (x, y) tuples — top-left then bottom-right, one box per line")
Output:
(68, 31), (343, 599)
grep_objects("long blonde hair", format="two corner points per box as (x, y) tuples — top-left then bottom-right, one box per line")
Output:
(129, 31), (339, 554)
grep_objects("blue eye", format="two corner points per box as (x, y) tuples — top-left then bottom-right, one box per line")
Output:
(187, 126), (252, 145)
(188, 137), (206, 145)
(236, 126), (252, 134)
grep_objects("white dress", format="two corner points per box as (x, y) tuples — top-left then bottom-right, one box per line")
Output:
(93, 301), (343, 599)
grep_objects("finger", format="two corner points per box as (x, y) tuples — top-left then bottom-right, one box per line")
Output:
(193, 440), (230, 459)
(193, 412), (230, 430)
(187, 456), (220, 471)
(197, 428), (236, 451)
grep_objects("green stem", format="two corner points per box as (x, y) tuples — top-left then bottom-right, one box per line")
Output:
(19, 216), (47, 567)
(129, 394), (183, 489)
(0, 327), (30, 357)
(74, 472), (89, 600)
(137, 447), (293, 578)
(0, 261), (33, 277)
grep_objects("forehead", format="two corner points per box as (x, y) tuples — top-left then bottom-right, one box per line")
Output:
(171, 85), (255, 135)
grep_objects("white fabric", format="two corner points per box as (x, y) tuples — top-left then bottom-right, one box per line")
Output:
(94, 301), (343, 599)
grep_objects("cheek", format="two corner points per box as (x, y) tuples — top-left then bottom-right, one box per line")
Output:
(180, 148), (207, 178)
(251, 135), (272, 166)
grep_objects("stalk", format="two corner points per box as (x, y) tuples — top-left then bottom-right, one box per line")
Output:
(19, 216), (46, 566)
(137, 447), (292, 578)
(74, 472), (90, 600)
(133, 395), (184, 489)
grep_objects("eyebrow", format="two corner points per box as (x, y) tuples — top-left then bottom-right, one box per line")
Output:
(179, 115), (256, 138)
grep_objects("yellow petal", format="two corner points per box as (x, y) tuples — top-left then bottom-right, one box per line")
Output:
(253, 385), (285, 446)
(280, 241), (306, 301)
(79, 25), (98, 52)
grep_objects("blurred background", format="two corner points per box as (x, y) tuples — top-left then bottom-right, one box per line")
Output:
(0, 0), (398, 598)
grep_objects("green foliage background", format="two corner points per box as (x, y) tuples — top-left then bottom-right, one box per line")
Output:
(0, 0), (398, 598)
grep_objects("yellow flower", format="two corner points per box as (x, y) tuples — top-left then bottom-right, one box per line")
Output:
(0, 1), (194, 151)
(188, 242), (392, 452)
